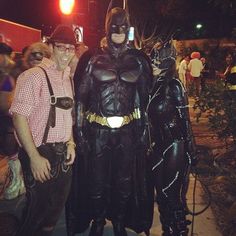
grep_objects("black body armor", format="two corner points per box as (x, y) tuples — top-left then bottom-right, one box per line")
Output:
(147, 41), (196, 236)
(66, 32), (153, 236)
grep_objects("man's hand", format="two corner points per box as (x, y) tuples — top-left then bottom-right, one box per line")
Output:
(65, 144), (76, 165)
(30, 154), (51, 183)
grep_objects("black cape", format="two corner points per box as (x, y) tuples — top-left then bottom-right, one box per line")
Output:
(65, 48), (154, 236)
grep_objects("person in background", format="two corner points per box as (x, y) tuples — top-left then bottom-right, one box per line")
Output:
(11, 42), (51, 80)
(0, 42), (25, 236)
(224, 53), (236, 100)
(218, 52), (234, 82)
(23, 42), (51, 69)
(188, 51), (204, 98)
(0, 43), (17, 156)
(10, 24), (76, 236)
(200, 57), (210, 93)
(178, 55), (190, 89)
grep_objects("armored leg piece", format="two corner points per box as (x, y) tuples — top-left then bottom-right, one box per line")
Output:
(112, 222), (128, 236)
(88, 198), (106, 236)
(89, 219), (106, 236)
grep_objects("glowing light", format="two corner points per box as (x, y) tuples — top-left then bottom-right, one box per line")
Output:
(59, 0), (75, 15)
(196, 24), (203, 30)
(128, 27), (134, 41)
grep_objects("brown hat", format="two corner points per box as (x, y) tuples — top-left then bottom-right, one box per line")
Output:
(48, 25), (76, 46)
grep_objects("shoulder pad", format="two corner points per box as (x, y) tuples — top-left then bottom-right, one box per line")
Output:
(126, 49), (153, 74)
(169, 78), (186, 95)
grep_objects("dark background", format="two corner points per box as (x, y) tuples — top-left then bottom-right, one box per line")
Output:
(0, 0), (235, 47)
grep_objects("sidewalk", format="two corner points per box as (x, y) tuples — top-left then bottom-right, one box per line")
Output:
(53, 174), (222, 236)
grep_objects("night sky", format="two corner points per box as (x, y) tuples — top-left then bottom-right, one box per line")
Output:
(0, 0), (62, 34)
(0, 0), (235, 40)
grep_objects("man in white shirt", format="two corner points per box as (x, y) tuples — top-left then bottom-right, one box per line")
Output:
(188, 52), (204, 97)
(178, 55), (189, 88)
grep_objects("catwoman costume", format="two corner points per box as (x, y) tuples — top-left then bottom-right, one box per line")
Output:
(148, 41), (197, 236)
(69, 4), (153, 236)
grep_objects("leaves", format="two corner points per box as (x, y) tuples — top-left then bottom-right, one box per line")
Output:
(194, 78), (236, 146)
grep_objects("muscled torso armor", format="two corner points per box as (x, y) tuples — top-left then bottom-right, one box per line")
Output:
(78, 48), (149, 119)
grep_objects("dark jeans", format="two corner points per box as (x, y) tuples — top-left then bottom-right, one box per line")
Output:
(17, 143), (72, 236)
(192, 76), (201, 97)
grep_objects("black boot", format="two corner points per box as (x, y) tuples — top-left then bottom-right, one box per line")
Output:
(160, 208), (190, 236)
(170, 209), (191, 236)
(89, 219), (106, 236)
(112, 222), (127, 236)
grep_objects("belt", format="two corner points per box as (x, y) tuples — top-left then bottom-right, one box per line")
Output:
(42, 142), (67, 155)
(228, 85), (236, 90)
(86, 109), (141, 128)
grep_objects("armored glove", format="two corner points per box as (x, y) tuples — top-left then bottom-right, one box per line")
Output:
(77, 128), (90, 156)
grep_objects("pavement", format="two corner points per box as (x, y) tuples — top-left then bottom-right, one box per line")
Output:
(53, 173), (222, 236)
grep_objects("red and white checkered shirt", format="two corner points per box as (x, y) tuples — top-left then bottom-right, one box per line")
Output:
(10, 58), (74, 147)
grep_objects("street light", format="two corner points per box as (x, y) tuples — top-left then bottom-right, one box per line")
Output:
(59, 0), (75, 15)
(195, 23), (203, 30)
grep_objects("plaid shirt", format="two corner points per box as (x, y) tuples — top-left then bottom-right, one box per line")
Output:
(10, 58), (74, 147)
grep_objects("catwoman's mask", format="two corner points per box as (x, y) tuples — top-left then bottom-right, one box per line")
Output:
(105, 7), (130, 47)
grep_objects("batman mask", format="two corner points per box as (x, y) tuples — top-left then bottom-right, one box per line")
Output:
(105, 7), (130, 49)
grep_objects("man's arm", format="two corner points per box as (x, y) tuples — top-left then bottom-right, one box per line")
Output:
(171, 80), (197, 164)
(13, 113), (52, 183)
(65, 132), (76, 165)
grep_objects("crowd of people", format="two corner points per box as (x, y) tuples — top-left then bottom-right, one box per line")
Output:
(0, 1), (236, 236)
(177, 50), (236, 100)
(178, 52), (207, 98)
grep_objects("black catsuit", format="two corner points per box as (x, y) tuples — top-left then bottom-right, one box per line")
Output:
(147, 43), (197, 236)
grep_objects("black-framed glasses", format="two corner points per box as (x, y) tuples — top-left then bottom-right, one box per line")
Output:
(54, 44), (75, 53)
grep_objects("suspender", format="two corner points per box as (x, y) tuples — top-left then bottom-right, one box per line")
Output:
(38, 66), (56, 144)
(38, 67), (74, 144)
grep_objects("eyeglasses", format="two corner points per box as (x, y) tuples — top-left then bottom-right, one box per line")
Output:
(54, 44), (75, 53)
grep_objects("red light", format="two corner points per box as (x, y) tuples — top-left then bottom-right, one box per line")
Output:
(59, 0), (75, 15)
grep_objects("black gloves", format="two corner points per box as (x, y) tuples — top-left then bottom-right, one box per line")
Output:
(77, 128), (90, 155)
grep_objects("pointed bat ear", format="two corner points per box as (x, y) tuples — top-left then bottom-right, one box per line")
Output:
(106, 0), (116, 17)
(123, 0), (129, 16)
(123, 0), (127, 9)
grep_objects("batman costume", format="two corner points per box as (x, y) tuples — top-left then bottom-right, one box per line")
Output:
(66, 2), (153, 236)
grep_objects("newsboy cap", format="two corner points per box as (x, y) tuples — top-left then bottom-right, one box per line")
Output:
(48, 25), (76, 46)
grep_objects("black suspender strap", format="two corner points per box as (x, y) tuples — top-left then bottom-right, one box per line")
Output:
(38, 66), (56, 144)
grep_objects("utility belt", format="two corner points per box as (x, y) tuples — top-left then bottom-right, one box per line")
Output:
(86, 109), (141, 128)
(227, 84), (236, 90)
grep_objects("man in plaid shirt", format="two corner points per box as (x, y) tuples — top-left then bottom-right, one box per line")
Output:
(10, 25), (76, 236)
